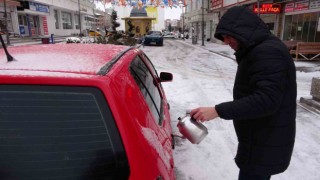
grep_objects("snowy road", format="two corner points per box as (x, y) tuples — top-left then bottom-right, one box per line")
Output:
(141, 39), (320, 180)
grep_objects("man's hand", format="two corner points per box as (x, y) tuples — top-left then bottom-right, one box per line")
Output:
(190, 107), (219, 122)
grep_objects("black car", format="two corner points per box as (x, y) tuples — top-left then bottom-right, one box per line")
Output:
(144, 31), (163, 46)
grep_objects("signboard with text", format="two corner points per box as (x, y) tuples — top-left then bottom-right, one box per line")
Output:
(42, 16), (48, 35)
(253, 4), (281, 14)
(285, 2), (295, 12)
(211, 0), (223, 10)
(29, 2), (49, 13)
(310, 0), (320, 9)
(294, 0), (309, 11)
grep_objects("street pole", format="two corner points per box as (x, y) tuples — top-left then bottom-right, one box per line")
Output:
(201, 0), (204, 46)
(93, 1), (96, 42)
(3, 0), (10, 45)
(257, 0), (260, 17)
(78, 0), (82, 36)
(182, 5), (185, 40)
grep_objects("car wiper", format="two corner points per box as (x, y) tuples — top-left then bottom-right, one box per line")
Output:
(0, 33), (14, 62)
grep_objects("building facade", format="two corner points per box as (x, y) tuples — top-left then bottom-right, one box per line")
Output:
(0, 0), (112, 37)
(183, 0), (320, 43)
(114, 5), (165, 32)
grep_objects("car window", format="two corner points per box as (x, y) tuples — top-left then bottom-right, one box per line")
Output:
(141, 53), (159, 78)
(147, 31), (162, 36)
(0, 85), (129, 180)
(141, 53), (166, 96)
(130, 56), (162, 124)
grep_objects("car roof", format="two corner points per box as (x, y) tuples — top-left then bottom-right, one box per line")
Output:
(0, 44), (131, 76)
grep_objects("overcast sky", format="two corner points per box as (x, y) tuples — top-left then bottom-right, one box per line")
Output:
(164, 7), (183, 20)
(95, 2), (183, 20)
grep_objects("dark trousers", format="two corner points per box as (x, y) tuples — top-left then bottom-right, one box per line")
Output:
(238, 171), (271, 180)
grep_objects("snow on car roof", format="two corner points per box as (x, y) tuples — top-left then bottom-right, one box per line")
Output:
(0, 44), (129, 76)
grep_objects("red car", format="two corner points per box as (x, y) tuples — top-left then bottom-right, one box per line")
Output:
(0, 43), (175, 180)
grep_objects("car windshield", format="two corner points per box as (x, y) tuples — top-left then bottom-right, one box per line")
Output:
(147, 31), (162, 36)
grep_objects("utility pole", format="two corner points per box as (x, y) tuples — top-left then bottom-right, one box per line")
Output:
(92, 0), (96, 42)
(257, 0), (260, 17)
(179, 1), (185, 40)
(182, 5), (185, 40)
(201, 0), (204, 46)
(78, 0), (82, 36)
(3, 0), (10, 45)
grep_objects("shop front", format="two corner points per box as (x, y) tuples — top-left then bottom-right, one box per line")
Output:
(251, 2), (282, 36)
(17, 1), (49, 37)
(283, 0), (320, 42)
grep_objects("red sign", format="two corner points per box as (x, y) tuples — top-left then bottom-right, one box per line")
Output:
(253, 4), (281, 14)
(294, 0), (309, 11)
(285, 2), (295, 12)
(42, 16), (48, 35)
(211, 0), (223, 10)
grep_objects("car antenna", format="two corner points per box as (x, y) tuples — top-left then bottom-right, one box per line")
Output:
(0, 33), (14, 62)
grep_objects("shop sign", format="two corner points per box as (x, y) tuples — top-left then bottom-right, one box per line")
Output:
(253, 4), (281, 14)
(42, 16), (48, 35)
(285, 2), (295, 12)
(29, 2), (49, 13)
(19, 26), (25, 35)
(211, 0), (223, 10)
(310, 0), (320, 9)
(294, 0), (309, 11)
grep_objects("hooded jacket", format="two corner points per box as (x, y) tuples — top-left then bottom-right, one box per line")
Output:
(214, 6), (297, 175)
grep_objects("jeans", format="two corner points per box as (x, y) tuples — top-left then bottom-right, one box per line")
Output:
(238, 170), (271, 180)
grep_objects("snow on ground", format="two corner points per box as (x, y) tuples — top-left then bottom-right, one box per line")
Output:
(142, 39), (320, 180)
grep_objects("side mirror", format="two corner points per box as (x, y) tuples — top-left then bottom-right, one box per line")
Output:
(159, 72), (173, 82)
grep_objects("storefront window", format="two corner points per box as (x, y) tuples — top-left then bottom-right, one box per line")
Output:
(62, 12), (72, 30)
(308, 14), (317, 42)
(284, 12), (320, 42)
(283, 15), (293, 40)
(302, 13), (310, 41)
(75, 14), (79, 29)
(296, 14), (303, 41)
(316, 16), (320, 42)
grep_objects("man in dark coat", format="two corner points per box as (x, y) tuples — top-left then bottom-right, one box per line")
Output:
(190, 6), (297, 180)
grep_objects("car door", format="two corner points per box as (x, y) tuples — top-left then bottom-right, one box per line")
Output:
(129, 55), (174, 178)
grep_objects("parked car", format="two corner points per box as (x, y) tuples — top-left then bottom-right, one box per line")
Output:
(89, 30), (101, 36)
(163, 32), (179, 39)
(0, 43), (175, 180)
(144, 31), (163, 46)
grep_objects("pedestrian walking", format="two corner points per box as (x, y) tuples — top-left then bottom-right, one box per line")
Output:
(190, 6), (297, 180)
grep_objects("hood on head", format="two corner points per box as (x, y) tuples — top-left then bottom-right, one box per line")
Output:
(214, 6), (271, 48)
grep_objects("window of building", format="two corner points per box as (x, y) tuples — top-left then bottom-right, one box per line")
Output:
(284, 12), (320, 42)
(75, 14), (80, 29)
(54, 10), (59, 29)
(61, 11), (72, 29)
(18, 15), (27, 26)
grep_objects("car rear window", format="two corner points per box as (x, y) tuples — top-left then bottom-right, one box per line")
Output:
(0, 85), (129, 180)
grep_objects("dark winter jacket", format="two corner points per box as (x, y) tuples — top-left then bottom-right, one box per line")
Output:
(214, 6), (297, 176)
